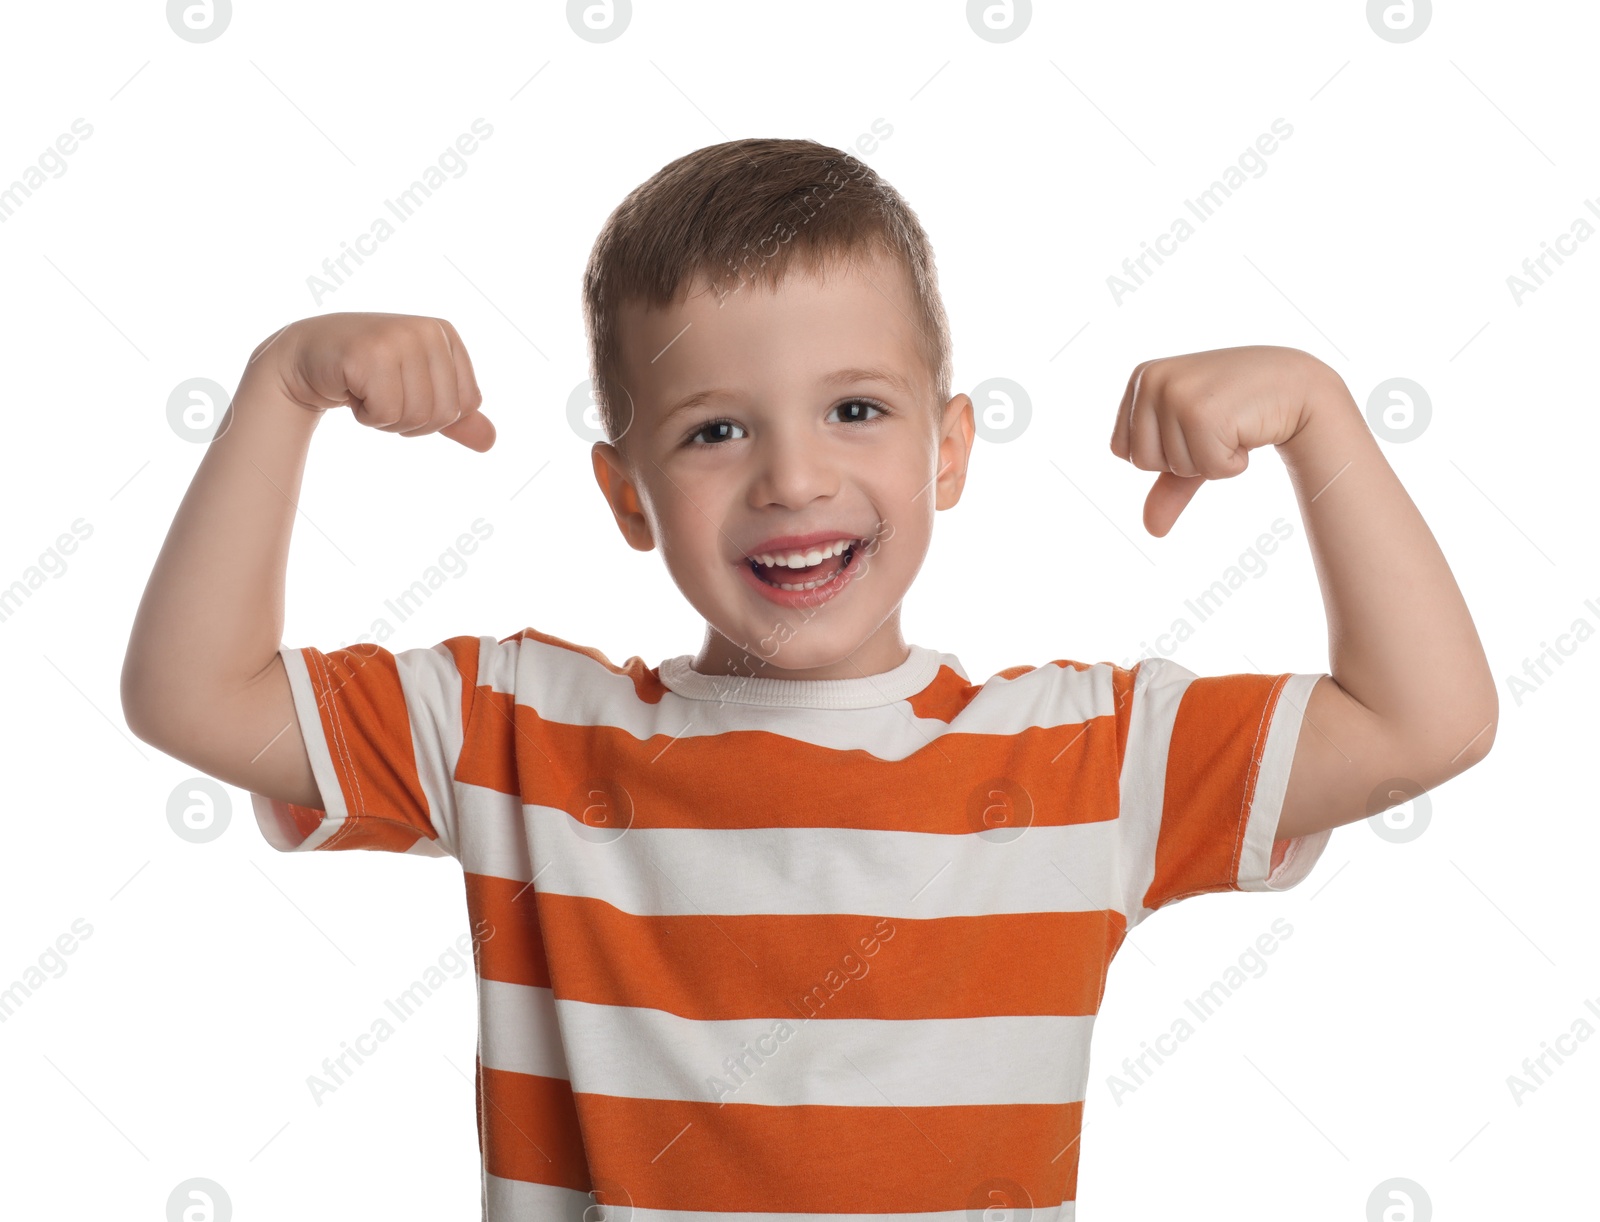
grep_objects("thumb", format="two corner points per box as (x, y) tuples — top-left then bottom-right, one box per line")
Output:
(440, 410), (496, 452)
(1143, 471), (1205, 537)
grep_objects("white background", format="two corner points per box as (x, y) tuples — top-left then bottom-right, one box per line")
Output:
(1, 1), (1594, 1218)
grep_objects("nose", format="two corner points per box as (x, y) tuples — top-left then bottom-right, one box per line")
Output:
(747, 418), (841, 509)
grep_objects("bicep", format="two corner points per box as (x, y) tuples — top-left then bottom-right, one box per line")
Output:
(143, 653), (323, 812)
(1277, 676), (1398, 841)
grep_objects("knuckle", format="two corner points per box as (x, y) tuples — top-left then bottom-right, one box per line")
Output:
(355, 403), (394, 428)
(365, 335), (402, 367)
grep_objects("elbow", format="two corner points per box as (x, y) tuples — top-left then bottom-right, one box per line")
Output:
(121, 687), (162, 751)
(120, 655), (174, 751)
(1458, 681), (1499, 767)
(120, 657), (151, 742)
(1462, 708), (1497, 768)
(1388, 702), (1496, 791)
(1437, 698), (1498, 776)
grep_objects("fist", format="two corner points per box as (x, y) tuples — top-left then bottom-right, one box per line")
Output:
(1109, 345), (1319, 537)
(256, 312), (494, 452)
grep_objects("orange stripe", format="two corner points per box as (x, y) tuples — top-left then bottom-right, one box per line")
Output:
(1146, 672), (1284, 909)
(443, 634), (481, 737)
(479, 1063), (591, 1191)
(319, 814), (430, 852)
(903, 660), (986, 721)
(466, 872), (552, 989)
(458, 686), (523, 794)
(272, 801), (328, 848)
(452, 653), (1124, 826)
(298, 645), (434, 850)
(482, 1067), (1079, 1213)
(486, 892), (1124, 1019)
(515, 713), (1120, 836)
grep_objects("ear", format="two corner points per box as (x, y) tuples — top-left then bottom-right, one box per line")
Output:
(934, 393), (976, 511)
(590, 441), (656, 552)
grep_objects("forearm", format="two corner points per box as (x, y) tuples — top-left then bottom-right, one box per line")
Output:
(121, 337), (322, 737)
(1278, 362), (1497, 763)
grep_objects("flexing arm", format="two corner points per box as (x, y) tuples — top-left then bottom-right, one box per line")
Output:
(1111, 345), (1496, 840)
(120, 313), (491, 809)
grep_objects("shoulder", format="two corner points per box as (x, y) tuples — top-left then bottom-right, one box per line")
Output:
(911, 655), (1122, 728)
(485, 626), (670, 704)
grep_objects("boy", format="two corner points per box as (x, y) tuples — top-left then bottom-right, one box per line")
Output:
(122, 137), (1497, 1219)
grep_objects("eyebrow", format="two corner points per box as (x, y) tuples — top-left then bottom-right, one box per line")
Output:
(655, 366), (917, 433)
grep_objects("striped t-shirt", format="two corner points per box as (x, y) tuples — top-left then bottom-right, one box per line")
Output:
(250, 628), (1331, 1221)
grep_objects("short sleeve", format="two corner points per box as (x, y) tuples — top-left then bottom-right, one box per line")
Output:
(248, 636), (482, 859)
(1111, 656), (1331, 929)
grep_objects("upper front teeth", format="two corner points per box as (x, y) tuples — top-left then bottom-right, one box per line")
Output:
(752, 538), (855, 568)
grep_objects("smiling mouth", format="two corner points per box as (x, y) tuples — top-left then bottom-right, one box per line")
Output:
(745, 539), (862, 591)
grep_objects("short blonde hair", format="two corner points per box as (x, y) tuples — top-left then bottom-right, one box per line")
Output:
(581, 137), (954, 444)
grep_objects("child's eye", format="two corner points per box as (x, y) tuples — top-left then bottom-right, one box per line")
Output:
(683, 399), (890, 448)
(687, 418), (747, 447)
(829, 397), (890, 425)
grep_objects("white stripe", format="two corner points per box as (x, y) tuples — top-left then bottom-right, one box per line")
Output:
(477, 978), (571, 1081)
(1113, 657), (1188, 930)
(479, 632), (519, 696)
(457, 782), (534, 877)
(248, 644), (346, 851)
(484, 1171), (1075, 1222)
(477, 979), (1096, 1107)
(1114, 660), (1332, 920)
(457, 797), (1129, 918)
(511, 636), (1114, 758)
(1240, 671), (1332, 890)
(394, 642), (466, 857)
(249, 643), (463, 857)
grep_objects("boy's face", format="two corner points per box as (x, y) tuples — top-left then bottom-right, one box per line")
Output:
(591, 248), (974, 681)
